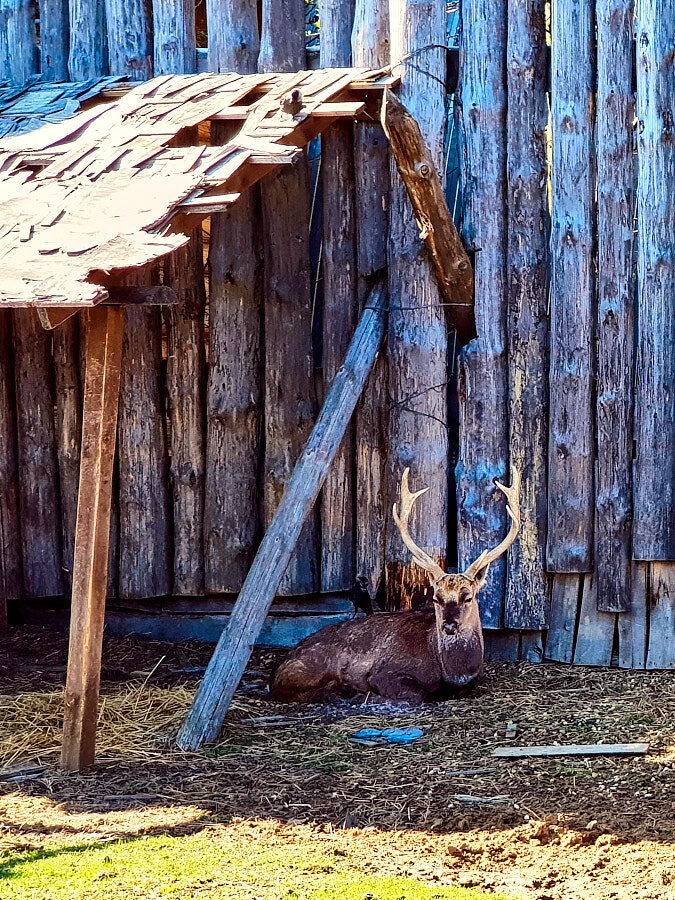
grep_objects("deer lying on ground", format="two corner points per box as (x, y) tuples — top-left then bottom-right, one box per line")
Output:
(269, 467), (521, 703)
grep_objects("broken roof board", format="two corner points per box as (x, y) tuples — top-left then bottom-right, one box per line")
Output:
(0, 68), (395, 325)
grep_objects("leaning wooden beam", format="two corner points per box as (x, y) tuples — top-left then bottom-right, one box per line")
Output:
(381, 90), (475, 345)
(176, 282), (388, 751)
(61, 306), (125, 772)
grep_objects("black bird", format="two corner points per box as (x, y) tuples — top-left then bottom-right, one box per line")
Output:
(349, 575), (374, 617)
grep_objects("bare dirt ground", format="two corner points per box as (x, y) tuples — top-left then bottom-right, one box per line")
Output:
(1, 625), (673, 900)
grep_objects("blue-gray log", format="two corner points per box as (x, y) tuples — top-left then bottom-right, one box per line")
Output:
(546, 0), (595, 572)
(595, 0), (634, 610)
(504, 0), (549, 628)
(633, 0), (675, 560)
(176, 282), (387, 750)
(457, 0), (509, 627)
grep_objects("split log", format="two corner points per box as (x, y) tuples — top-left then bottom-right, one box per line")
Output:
(547, 0), (595, 572)
(544, 574), (580, 664)
(386, 0), (448, 610)
(352, 0), (389, 600)
(618, 564), (648, 669)
(381, 90), (474, 344)
(204, 0), (261, 592)
(153, 0), (205, 597)
(0, 313), (22, 604)
(61, 307), (124, 772)
(0, 0), (37, 82)
(104, 0), (152, 80)
(504, 0), (549, 630)
(633, 0), (675, 560)
(259, 0), (319, 595)
(117, 279), (172, 599)
(39, 0), (69, 80)
(177, 282), (387, 751)
(457, 0), (508, 626)
(68, 0), (108, 80)
(13, 310), (63, 598)
(573, 575), (615, 667)
(319, 0), (357, 593)
(53, 321), (82, 596)
(595, 0), (634, 611)
(646, 564), (675, 669)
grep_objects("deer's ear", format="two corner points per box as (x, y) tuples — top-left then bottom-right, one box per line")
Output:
(472, 562), (491, 593)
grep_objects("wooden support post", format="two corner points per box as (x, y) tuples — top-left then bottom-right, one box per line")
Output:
(68, 0), (107, 80)
(40, 0), (69, 80)
(177, 283), (387, 751)
(61, 306), (124, 772)
(0, 0), (37, 82)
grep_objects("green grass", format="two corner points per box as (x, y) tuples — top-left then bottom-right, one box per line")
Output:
(0, 831), (511, 900)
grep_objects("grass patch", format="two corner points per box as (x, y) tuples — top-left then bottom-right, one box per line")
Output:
(0, 831), (511, 900)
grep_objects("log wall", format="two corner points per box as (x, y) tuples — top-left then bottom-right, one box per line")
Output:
(1, 0), (674, 669)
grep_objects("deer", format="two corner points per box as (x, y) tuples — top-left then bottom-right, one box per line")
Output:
(269, 466), (521, 703)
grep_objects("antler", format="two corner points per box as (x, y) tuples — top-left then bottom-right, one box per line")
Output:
(393, 468), (446, 581)
(463, 468), (522, 580)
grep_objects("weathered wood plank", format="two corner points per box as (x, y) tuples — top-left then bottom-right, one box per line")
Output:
(318, 0), (356, 594)
(504, 0), (549, 629)
(117, 284), (172, 599)
(68, 0), (108, 80)
(457, 0), (508, 626)
(0, 0), (37, 82)
(352, 0), (389, 601)
(544, 574), (581, 663)
(53, 319), (82, 596)
(204, 0), (261, 593)
(105, 286), (179, 305)
(595, 0), (635, 611)
(386, 0), (448, 610)
(382, 90), (474, 343)
(573, 574), (615, 667)
(164, 233), (206, 595)
(0, 313), (22, 603)
(520, 631), (544, 664)
(176, 283), (387, 750)
(259, 0), (319, 595)
(61, 306), (124, 772)
(633, 0), (675, 560)
(12, 309), (63, 598)
(40, 0), (69, 80)
(153, 0), (205, 597)
(618, 563), (648, 669)
(646, 563), (675, 669)
(546, 0), (595, 572)
(104, 0), (152, 80)
(493, 743), (648, 759)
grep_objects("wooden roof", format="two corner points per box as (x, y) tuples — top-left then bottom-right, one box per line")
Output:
(0, 68), (395, 326)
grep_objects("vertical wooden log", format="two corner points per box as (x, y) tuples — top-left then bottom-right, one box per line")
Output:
(352, 0), (389, 599)
(504, 0), (549, 629)
(595, 0), (634, 611)
(40, 0), (69, 79)
(0, 314), (22, 603)
(573, 575), (615, 666)
(319, 0), (357, 593)
(153, 0), (195, 74)
(457, 0), (508, 625)
(204, 0), (261, 592)
(68, 0), (107, 80)
(544, 575), (581, 663)
(646, 564), (675, 669)
(13, 310), (63, 597)
(633, 0), (675, 560)
(61, 306), (124, 772)
(386, 0), (448, 610)
(53, 322), (82, 597)
(117, 285), (172, 599)
(153, 0), (205, 596)
(104, 0), (152, 80)
(618, 563), (648, 669)
(547, 0), (595, 572)
(0, 0), (37, 81)
(259, 0), (319, 595)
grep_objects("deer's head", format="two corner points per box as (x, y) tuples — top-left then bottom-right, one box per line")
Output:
(393, 467), (522, 641)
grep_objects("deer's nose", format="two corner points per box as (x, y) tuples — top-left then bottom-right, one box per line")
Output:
(443, 622), (458, 636)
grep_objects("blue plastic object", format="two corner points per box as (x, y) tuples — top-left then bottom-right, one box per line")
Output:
(350, 726), (423, 745)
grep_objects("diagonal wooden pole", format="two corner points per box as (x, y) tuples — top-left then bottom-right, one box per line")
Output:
(176, 281), (388, 751)
(61, 306), (125, 772)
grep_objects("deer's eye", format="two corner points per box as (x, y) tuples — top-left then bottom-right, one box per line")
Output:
(460, 591), (472, 604)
